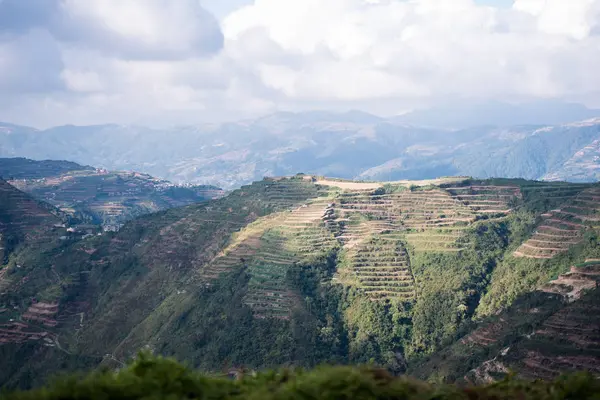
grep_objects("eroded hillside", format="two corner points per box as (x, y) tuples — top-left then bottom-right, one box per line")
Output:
(1, 175), (599, 388)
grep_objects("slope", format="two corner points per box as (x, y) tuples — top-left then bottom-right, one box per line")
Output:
(1, 158), (224, 229)
(0, 178), (66, 264)
(410, 261), (600, 384)
(1, 175), (599, 388)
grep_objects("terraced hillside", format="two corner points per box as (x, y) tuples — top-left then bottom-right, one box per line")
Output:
(0, 180), (70, 350)
(1, 175), (600, 389)
(514, 184), (599, 259)
(1, 158), (223, 229)
(0, 178), (65, 263)
(411, 261), (600, 384)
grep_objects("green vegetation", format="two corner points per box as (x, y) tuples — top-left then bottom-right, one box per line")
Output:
(2, 176), (600, 389)
(0, 158), (92, 180)
(3, 354), (600, 400)
(1, 157), (223, 228)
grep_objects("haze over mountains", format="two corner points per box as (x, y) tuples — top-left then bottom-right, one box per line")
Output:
(1, 101), (600, 189)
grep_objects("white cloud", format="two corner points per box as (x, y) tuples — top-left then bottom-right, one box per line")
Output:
(222, 0), (600, 106)
(0, 0), (599, 127)
(53, 0), (224, 59)
(514, 0), (600, 39)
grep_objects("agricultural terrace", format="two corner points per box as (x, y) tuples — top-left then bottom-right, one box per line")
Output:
(9, 170), (224, 227)
(541, 262), (600, 300)
(0, 179), (62, 247)
(323, 182), (525, 301)
(512, 288), (600, 381)
(341, 238), (415, 301)
(330, 187), (478, 252)
(0, 299), (59, 346)
(515, 186), (600, 259)
(443, 184), (521, 214)
(0, 321), (54, 346)
(198, 180), (336, 318)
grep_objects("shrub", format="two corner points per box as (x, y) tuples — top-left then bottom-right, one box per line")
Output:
(3, 354), (600, 400)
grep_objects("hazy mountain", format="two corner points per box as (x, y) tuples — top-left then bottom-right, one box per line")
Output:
(0, 104), (599, 189)
(0, 158), (224, 228)
(2, 175), (600, 388)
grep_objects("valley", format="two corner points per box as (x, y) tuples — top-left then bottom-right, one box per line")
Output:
(1, 174), (599, 388)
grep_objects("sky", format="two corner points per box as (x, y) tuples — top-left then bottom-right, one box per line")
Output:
(0, 0), (599, 128)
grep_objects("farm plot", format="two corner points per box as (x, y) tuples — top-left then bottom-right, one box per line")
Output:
(242, 202), (340, 318)
(520, 183), (592, 203)
(461, 318), (507, 346)
(390, 190), (475, 252)
(444, 184), (521, 214)
(343, 238), (415, 302)
(259, 180), (331, 209)
(0, 179), (61, 243)
(329, 188), (475, 252)
(514, 187), (600, 259)
(242, 230), (299, 319)
(541, 263), (600, 300)
(203, 198), (337, 317)
(22, 302), (59, 328)
(0, 321), (54, 345)
(513, 288), (600, 381)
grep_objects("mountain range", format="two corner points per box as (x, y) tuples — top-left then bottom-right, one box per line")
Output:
(1, 104), (600, 189)
(1, 173), (600, 388)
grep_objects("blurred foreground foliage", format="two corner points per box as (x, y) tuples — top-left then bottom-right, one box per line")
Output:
(2, 353), (600, 400)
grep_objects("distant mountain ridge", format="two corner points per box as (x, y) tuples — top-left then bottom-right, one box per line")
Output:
(1, 103), (599, 189)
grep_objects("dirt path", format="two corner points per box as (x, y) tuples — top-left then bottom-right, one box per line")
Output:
(316, 180), (383, 190)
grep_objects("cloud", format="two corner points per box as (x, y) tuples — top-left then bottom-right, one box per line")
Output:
(514, 0), (600, 39)
(223, 0), (600, 105)
(0, 0), (223, 59)
(52, 0), (224, 60)
(0, 0), (599, 127)
(0, 29), (64, 93)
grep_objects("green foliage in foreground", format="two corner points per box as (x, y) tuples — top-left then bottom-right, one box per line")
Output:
(3, 355), (600, 400)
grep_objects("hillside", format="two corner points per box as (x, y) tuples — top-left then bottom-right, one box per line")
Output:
(1, 175), (600, 388)
(0, 158), (93, 180)
(411, 262), (600, 383)
(1, 115), (600, 189)
(1, 158), (224, 229)
(0, 178), (67, 264)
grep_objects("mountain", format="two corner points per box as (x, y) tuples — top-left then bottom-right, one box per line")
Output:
(1, 109), (600, 189)
(0, 158), (93, 179)
(1, 174), (600, 388)
(393, 100), (600, 129)
(411, 273), (600, 384)
(0, 178), (66, 265)
(0, 158), (224, 229)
